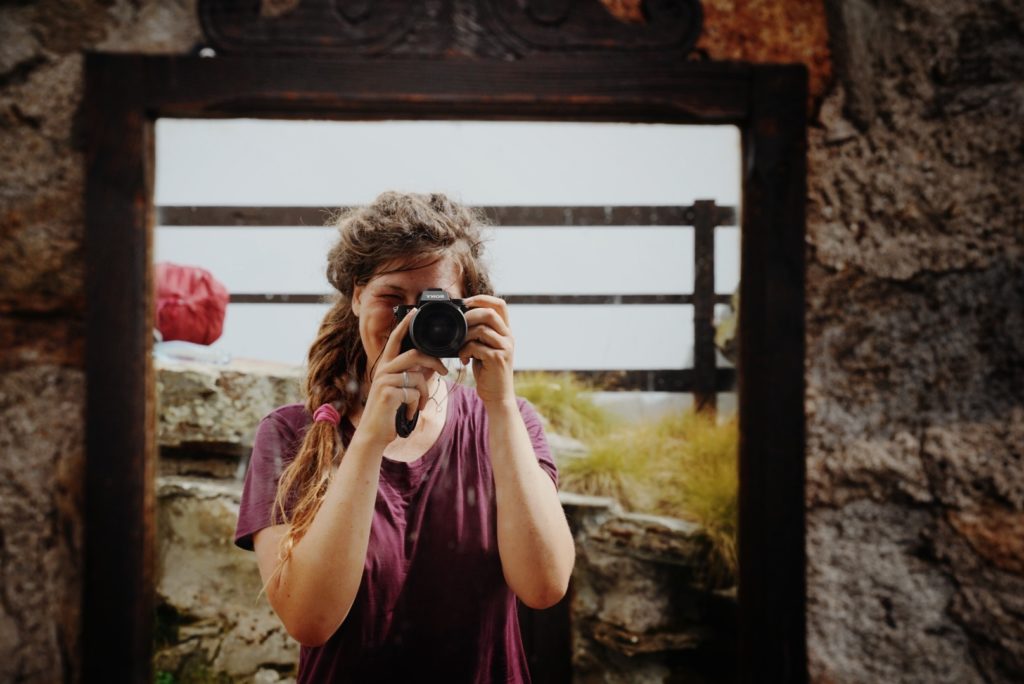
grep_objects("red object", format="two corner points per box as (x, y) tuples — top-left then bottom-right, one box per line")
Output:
(155, 262), (229, 345)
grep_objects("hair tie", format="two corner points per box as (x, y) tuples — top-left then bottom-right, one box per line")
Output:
(313, 403), (341, 426)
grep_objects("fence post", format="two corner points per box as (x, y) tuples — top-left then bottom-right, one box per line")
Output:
(692, 199), (718, 413)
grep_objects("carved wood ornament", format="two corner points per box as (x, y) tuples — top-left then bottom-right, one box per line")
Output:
(198, 0), (703, 58)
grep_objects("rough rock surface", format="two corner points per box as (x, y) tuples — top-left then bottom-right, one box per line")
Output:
(805, 1), (1024, 682)
(698, 0), (832, 101)
(562, 493), (736, 683)
(156, 357), (302, 477)
(0, 366), (84, 683)
(154, 476), (298, 682)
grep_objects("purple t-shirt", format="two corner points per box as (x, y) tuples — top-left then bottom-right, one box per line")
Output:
(234, 381), (558, 683)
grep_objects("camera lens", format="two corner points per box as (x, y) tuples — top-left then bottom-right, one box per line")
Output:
(411, 303), (467, 357)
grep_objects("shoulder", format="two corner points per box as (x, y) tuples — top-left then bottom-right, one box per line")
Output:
(266, 401), (305, 421)
(262, 401), (305, 421)
(236, 403), (310, 551)
(251, 403), (310, 463)
(261, 402), (310, 432)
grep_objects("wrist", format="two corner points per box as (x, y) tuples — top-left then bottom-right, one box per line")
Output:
(482, 395), (519, 415)
(347, 428), (390, 457)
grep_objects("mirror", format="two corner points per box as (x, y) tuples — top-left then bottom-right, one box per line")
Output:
(82, 52), (807, 684)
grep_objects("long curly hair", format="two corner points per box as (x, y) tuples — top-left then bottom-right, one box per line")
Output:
(264, 191), (494, 590)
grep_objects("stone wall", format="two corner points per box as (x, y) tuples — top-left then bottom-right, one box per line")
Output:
(562, 494), (736, 683)
(154, 359), (302, 682)
(1, 0), (1021, 682)
(805, 2), (1023, 682)
(155, 476), (298, 684)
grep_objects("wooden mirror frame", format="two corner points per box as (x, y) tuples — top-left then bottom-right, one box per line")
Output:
(82, 53), (807, 683)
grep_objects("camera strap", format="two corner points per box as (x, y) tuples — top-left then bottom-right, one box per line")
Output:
(395, 406), (419, 438)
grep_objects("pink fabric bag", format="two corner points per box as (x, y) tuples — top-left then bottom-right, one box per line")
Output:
(155, 262), (229, 345)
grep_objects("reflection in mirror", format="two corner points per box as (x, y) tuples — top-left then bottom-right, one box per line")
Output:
(151, 119), (741, 682)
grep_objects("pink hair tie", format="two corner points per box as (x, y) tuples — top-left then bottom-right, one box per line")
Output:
(313, 403), (341, 426)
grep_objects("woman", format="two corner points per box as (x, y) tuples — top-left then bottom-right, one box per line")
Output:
(234, 191), (575, 683)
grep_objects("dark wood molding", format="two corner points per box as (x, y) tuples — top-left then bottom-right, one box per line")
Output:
(737, 64), (809, 684)
(83, 49), (806, 683)
(82, 55), (156, 684)
(107, 52), (752, 122)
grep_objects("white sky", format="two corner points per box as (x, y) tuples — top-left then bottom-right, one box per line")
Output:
(155, 119), (741, 206)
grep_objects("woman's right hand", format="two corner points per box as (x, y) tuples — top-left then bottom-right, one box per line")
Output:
(355, 308), (449, 446)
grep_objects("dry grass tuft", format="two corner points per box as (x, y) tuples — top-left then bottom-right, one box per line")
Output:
(519, 372), (739, 585)
(514, 372), (617, 441)
(648, 409), (739, 585)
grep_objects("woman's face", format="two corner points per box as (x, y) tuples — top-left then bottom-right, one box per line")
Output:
(351, 254), (464, 381)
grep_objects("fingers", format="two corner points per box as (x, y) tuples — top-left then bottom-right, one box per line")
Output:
(458, 308), (515, 367)
(380, 307), (417, 364)
(459, 341), (513, 368)
(464, 324), (512, 352)
(410, 370), (430, 415)
(380, 349), (449, 378)
(463, 295), (510, 332)
(401, 371), (429, 420)
(378, 367), (429, 420)
(361, 337), (455, 440)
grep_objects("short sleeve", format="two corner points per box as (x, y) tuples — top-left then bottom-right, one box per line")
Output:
(516, 398), (559, 489)
(234, 412), (298, 551)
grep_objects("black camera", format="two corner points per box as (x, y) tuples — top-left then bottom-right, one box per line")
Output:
(393, 289), (469, 358)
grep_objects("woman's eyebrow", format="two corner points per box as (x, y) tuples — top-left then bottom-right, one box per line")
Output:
(376, 283), (407, 292)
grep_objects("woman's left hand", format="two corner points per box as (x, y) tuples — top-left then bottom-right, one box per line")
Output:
(459, 294), (516, 407)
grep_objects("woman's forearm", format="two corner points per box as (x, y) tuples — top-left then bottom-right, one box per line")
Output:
(487, 400), (576, 608)
(270, 431), (389, 646)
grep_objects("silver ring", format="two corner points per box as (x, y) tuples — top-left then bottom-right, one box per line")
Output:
(402, 371), (409, 388)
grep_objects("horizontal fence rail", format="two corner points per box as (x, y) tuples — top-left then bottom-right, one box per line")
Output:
(157, 202), (738, 401)
(157, 204), (738, 227)
(228, 293), (735, 305)
(532, 368), (737, 393)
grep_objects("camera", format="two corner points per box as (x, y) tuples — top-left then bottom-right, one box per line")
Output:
(394, 289), (469, 358)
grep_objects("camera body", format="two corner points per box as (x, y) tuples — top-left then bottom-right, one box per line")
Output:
(394, 288), (469, 358)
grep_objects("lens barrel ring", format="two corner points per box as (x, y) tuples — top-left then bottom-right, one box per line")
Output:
(409, 301), (468, 357)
